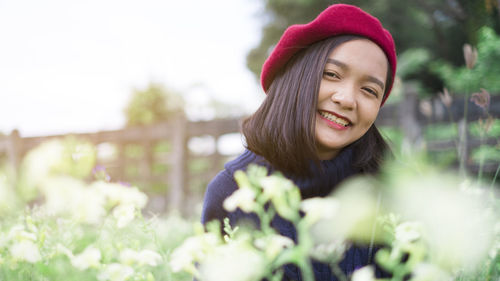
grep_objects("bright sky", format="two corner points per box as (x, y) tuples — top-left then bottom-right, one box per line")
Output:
(0, 0), (264, 137)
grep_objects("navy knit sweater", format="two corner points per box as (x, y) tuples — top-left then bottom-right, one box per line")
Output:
(201, 147), (383, 281)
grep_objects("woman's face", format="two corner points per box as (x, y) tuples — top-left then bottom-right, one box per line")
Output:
(315, 39), (388, 160)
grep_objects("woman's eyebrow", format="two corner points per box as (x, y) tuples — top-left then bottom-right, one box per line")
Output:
(365, 76), (385, 90)
(326, 58), (385, 90)
(326, 58), (347, 69)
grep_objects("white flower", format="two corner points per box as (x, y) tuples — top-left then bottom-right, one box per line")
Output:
(254, 234), (294, 260)
(389, 172), (496, 272)
(71, 246), (102, 270)
(411, 263), (451, 281)
(395, 221), (422, 244)
(223, 188), (256, 213)
(20, 140), (65, 187)
(8, 225), (37, 242)
(301, 197), (340, 224)
(170, 233), (219, 274)
(113, 203), (136, 228)
(91, 181), (147, 210)
(119, 249), (137, 265)
(305, 177), (380, 244)
(309, 240), (347, 263)
(352, 266), (375, 281)
(39, 176), (107, 225)
(259, 175), (301, 220)
(73, 188), (107, 225)
(97, 263), (134, 281)
(136, 249), (162, 266)
(9, 240), (41, 263)
(259, 176), (294, 200)
(199, 242), (266, 281)
(119, 249), (162, 267)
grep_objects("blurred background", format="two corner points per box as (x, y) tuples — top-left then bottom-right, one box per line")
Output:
(1, 0), (499, 216)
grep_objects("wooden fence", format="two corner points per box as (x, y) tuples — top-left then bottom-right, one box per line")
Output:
(0, 90), (498, 214)
(0, 116), (240, 214)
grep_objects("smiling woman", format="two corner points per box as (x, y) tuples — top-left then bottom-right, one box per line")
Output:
(315, 38), (388, 160)
(201, 4), (397, 281)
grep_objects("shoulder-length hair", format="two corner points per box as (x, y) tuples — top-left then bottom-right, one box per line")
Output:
(242, 35), (392, 177)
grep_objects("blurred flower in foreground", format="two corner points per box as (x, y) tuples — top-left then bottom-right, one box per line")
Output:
(91, 181), (148, 210)
(351, 266), (375, 281)
(97, 263), (134, 281)
(463, 43), (478, 69)
(470, 88), (490, 111)
(119, 248), (162, 267)
(411, 263), (451, 281)
(304, 177), (382, 244)
(394, 221), (422, 244)
(309, 240), (347, 264)
(223, 187), (257, 213)
(254, 234), (294, 260)
(9, 240), (41, 263)
(113, 203), (136, 228)
(198, 240), (266, 281)
(70, 246), (102, 270)
(258, 175), (301, 221)
(169, 231), (220, 276)
(384, 165), (496, 272)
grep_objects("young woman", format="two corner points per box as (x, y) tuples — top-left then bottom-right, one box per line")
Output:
(201, 4), (397, 280)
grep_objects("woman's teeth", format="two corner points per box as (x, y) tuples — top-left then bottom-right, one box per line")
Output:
(319, 111), (350, 126)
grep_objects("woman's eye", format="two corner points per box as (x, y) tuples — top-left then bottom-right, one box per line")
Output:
(323, 71), (339, 79)
(363, 87), (379, 97)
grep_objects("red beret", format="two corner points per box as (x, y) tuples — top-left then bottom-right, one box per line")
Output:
(260, 4), (397, 106)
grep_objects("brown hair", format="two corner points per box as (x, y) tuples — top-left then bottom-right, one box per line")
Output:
(242, 35), (392, 177)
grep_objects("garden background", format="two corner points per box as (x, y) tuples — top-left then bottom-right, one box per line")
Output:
(0, 0), (499, 280)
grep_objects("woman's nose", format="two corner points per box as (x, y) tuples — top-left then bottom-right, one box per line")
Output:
(330, 87), (356, 109)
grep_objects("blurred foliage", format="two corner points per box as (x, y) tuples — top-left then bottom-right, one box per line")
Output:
(396, 48), (431, 80)
(171, 159), (500, 281)
(248, 0), (500, 94)
(427, 149), (459, 169)
(470, 118), (500, 137)
(472, 144), (500, 164)
(0, 137), (196, 280)
(17, 137), (97, 202)
(153, 140), (172, 154)
(424, 123), (458, 141)
(431, 26), (500, 94)
(379, 126), (404, 153)
(124, 83), (184, 127)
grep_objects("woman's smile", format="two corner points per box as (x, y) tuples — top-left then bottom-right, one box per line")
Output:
(317, 110), (351, 129)
(315, 39), (388, 160)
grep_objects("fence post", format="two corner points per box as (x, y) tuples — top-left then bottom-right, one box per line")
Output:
(168, 114), (187, 213)
(457, 118), (469, 177)
(399, 83), (423, 153)
(141, 140), (153, 182)
(116, 142), (126, 181)
(6, 130), (22, 170)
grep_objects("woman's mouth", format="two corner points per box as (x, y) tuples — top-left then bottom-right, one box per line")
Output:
(318, 110), (351, 127)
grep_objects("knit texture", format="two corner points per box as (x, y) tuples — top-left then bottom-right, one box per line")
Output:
(260, 4), (397, 106)
(201, 147), (387, 280)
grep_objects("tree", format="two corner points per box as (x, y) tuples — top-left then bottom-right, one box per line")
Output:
(247, 0), (500, 93)
(124, 83), (184, 127)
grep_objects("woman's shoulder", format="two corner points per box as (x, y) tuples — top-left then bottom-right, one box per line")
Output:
(201, 169), (237, 224)
(201, 149), (264, 224)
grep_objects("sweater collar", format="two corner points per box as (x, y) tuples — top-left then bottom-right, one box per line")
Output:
(225, 146), (358, 199)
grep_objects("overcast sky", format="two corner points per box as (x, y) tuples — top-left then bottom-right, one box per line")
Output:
(0, 0), (264, 137)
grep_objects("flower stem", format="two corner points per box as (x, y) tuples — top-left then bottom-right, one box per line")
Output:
(490, 163), (500, 192)
(330, 263), (348, 281)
